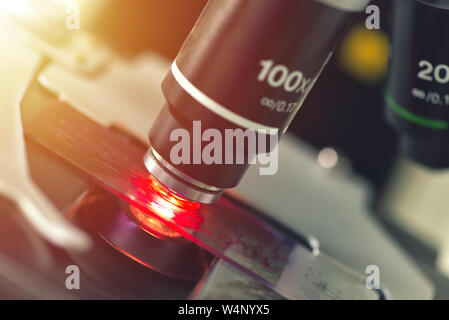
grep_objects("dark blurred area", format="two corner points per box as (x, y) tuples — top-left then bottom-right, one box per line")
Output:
(91, 0), (396, 193)
(292, 0), (397, 193)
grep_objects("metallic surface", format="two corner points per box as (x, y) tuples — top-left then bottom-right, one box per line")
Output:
(144, 148), (223, 204)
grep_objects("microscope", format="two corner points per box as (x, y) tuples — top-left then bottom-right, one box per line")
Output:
(378, 0), (449, 295)
(145, 0), (370, 204)
(0, 0), (446, 300)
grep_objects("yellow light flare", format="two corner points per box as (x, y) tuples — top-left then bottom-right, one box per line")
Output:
(0, 0), (99, 22)
(0, 0), (33, 16)
(338, 26), (389, 84)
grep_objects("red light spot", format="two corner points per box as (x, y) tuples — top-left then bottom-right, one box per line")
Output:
(129, 174), (203, 232)
(145, 174), (201, 212)
(130, 206), (181, 239)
